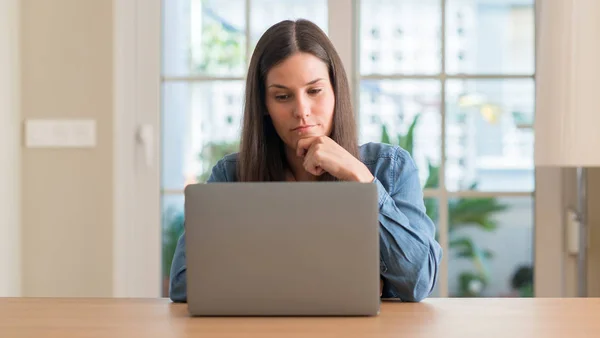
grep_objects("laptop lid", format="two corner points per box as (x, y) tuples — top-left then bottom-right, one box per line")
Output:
(184, 182), (380, 316)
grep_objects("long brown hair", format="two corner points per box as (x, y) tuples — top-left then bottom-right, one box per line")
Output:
(238, 19), (358, 182)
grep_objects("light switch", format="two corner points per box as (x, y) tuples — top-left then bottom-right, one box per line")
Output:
(25, 119), (96, 148)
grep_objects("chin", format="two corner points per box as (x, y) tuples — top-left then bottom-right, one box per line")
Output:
(296, 126), (325, 137)
(297, 131), (323, 138)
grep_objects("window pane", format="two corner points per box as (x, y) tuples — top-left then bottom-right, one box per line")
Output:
(162, 81), (243, 190)
(359, 0), (441, 75)
(445, 79), (534, 192)
(360, 80), (441, 188)
(250, 0), (328, 49)
(446, 0), (535, 75)
(448, 197), (533, 297)
(162, 0), (246, 77)
(161, 194), (185, 297)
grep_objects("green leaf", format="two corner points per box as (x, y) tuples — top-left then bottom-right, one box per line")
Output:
(449, 236), (472, 247)
(518, 284), (534, 297)
(424, 161), (439, 189)
(483, 249), (494, 259)
(195, 22), (244, 73)
(450, 238), (494, 259)
(424, 198), (438, 224)
(398, 113), (420, 155)
(449, 236), (492, 280)
(381, 124), (391, 144)
(451, 238), (475, 258)
(449, 197), (508, 231)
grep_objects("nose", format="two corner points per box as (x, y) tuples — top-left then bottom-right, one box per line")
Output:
(292, 94), (310, 119)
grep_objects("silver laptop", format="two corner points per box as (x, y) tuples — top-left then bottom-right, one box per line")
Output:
(184, 182), (381, 316)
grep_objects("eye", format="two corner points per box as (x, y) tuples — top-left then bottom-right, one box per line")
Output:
(275, 94), (290, 101)
(308, 88), (323, 95)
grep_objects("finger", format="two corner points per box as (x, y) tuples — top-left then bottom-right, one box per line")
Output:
(303, 148), (324, 176)
(296, 138), (314, 157)
(304, 164), (324, 176)
(302, 154), (320, 175)
(308, 166), (325, 176)
(305, 160), (325, 176)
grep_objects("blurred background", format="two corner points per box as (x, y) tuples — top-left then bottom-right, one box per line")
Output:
(2, 0), (599, 300)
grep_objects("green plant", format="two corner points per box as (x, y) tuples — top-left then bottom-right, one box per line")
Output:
(197, 141), (240, 182)
(511, 265), (534, 297)
(381, 114), (508, 297)
(194, 21), (244, 74)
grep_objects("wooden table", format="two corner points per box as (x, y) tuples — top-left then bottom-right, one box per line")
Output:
(1, 298), (599, 337)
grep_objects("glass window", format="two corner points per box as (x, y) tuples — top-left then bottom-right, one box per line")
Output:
(446, 0), (535, 75)
(448, 197), (534, 297)
(359, 0), (441, 75)
(162, 81), (244, 191)
(359, 80), (441, 188)
(162, 0), (247, 77)
(445, 79), (534, 192)
(359, 0), (535, 298)
(250, 0), (328, 48)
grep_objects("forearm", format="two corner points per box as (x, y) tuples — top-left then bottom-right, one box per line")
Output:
(168, 159), (229, 303)
(375, 178), (441, 302)
(169, 232), (188, 303)
(379, 222), (440, 301)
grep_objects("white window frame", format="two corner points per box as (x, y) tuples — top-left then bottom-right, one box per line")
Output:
(0, 0), (21, 297)
(114, 0), (564, 298)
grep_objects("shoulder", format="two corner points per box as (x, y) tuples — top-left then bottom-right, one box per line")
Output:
(207, 152), (239, 182)
(221, 152), (239, 164)
(359, 142), (416, 169)
(358, 142), (418, 187)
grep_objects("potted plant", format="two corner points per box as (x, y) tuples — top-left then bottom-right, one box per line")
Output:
(381, 114), (508, 297)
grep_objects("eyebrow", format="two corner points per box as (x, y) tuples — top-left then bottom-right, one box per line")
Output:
(267, 78), (325, 89)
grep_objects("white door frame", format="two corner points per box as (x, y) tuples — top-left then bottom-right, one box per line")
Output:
(0, 0), (21, 297)
(113, 0), (565, 298)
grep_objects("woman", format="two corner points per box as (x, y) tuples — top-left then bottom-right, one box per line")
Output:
(170, 19), (442, 303)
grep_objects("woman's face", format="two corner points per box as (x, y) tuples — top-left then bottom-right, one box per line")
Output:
(264, 52), (335, 151)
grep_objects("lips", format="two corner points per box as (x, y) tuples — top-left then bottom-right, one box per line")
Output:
(292, 125), (316, 132)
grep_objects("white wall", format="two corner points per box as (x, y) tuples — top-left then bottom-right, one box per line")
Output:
(0, 0), (21, 297)
(21, 0), (113, 297)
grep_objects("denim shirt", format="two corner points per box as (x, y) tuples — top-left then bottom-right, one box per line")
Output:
(169, 142), (442, 302)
